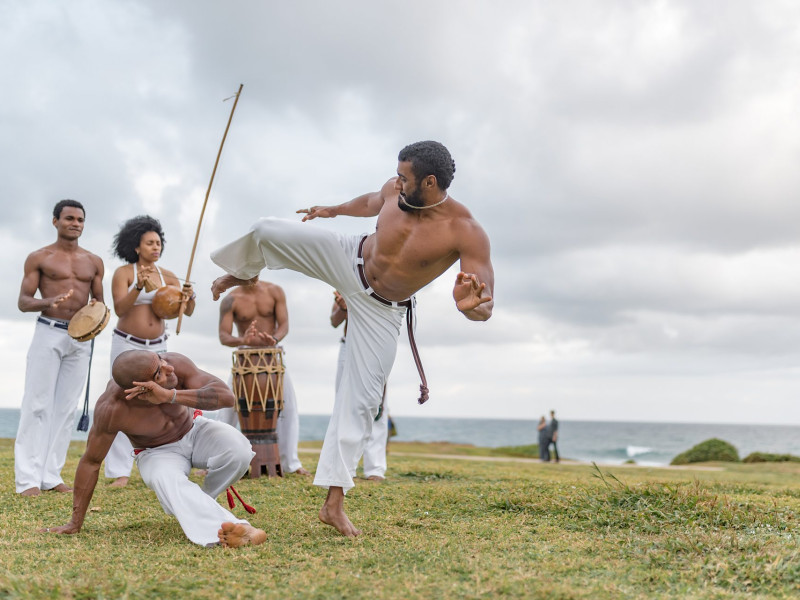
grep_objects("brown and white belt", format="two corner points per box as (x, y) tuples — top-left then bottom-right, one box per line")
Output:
(356, 236), (429, 404)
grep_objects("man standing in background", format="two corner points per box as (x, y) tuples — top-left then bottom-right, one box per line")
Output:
(549, 410), (560, 463)
(216, 280), (310, 476)
(15, 199), (105, 496)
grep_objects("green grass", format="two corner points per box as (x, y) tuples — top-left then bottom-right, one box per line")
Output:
(1, 439), (799, 599)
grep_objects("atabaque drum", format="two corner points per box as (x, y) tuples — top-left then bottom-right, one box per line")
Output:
(68, 302), (110, 342)
(231, 347), (285, 478)
(151, 286), (184, 320)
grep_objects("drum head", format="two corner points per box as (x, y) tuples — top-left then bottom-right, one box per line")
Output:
(68, 302), (110, 342)
(152, 286), (183, 320)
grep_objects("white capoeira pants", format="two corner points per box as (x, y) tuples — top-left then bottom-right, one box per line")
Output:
(336, 337), (388, 479)
(212, 218), (406, 493)
(212, 368), (304, 474)
(104, 330), (168, 479)
(15, 319), (91, 493)
(135, 416), (254, 546)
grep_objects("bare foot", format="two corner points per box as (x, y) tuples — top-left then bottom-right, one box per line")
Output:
(47, 483), (73, 493)
(366, 475), (385, 482)
(20, 487), (41, 497)
(217, 522), (267, 548)
(318, 487), (361, 537)
(109, 477), (129, 488)
(211, 275), (258, 301)
(290, 467), (311, 476)
(193, 469), (208, 477)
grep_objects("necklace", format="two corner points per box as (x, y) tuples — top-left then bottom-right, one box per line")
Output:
(400, 193), (449, 210)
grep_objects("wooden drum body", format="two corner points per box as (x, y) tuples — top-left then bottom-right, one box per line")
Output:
(231, 347), (285, 478)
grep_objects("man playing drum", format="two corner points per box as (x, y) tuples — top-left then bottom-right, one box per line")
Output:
(210, 141), (494, 537)
(15, 199), (105, 497)
(215, 280), (310, 476)
(42, 350), (267, 548)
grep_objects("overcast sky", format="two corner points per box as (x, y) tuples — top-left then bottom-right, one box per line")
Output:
(2, 0), (799, 425)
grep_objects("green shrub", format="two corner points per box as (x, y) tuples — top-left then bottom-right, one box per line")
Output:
(743, 452), (800, 463)
(670, 438), (739, 465)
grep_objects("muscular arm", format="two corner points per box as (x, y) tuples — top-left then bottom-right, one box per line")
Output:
(90, 255), (105, 304)
(46, 396), (117, 534)
(454, 220), (494, 321)
(271, 287), (289, 343)
(18, 252), (64, 312)
(299, 178), (395, 221)
(218, 295), (243, 347)
(131, 354), (235, 411)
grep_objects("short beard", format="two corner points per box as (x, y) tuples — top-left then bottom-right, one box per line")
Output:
(397, 186), (425, 212)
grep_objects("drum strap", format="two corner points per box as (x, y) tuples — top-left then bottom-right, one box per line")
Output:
(356, 236), (429, 404)
(76, 338), (94, 431)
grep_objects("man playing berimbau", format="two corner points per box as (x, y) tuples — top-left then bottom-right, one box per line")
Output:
(15, 199), (105, 496)
(42, 350), (266, 548)
(210, 140), (494, 537)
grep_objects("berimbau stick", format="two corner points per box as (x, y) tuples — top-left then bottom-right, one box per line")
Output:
(176, 83), (243, 334)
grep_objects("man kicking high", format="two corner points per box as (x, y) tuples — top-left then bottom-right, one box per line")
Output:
(42, 349), (265, 548)
(210, 140), (494, 536)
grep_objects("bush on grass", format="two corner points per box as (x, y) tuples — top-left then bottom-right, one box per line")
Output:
(670, 438), (739, 465)
(743, 452), (800, 463)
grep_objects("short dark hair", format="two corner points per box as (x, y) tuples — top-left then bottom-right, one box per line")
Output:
(398, 141), (456, 190)
(113, 215), (166, 264)
(53, 199), (85, 220)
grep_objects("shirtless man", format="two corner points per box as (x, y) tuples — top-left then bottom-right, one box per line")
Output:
(16, 199), (104, 497)
(210, 140), (493, 537)
(216, 281), (310, 476)
(42, 350), (266, 548)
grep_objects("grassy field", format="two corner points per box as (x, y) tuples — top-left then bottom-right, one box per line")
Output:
(1, 438), (799, 599)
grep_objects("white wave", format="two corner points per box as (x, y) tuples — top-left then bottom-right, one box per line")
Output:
(626, 445), (655, 457)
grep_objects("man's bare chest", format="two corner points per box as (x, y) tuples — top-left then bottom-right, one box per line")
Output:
(41, 254), (95, 283)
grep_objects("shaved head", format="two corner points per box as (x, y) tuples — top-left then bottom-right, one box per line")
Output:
(112, 350), (159, 388)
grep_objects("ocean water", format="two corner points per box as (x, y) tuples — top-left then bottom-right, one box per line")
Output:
(2, 408), (799, 466)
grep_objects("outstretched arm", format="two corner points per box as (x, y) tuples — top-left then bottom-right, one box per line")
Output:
(453, 220), (494, 321)
(297, 178), (396, 221)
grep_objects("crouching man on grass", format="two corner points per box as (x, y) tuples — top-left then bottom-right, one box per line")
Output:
(41, 349), (266, 548)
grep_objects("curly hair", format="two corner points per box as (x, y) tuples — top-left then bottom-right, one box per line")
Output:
(53, 199), (85, 219)
(397, 141), (456, 190)
(113, 215), (166, 263)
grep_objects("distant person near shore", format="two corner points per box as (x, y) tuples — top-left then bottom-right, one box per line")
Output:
(104, 215), (196, 488)
(210, 140), (494, 537)
(42, 350), (266, 548)
(331, 290), (390, 481)
(537, 416), (550, 461)
(548, 410), (560, 463)
(15, 200), (105, 497)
